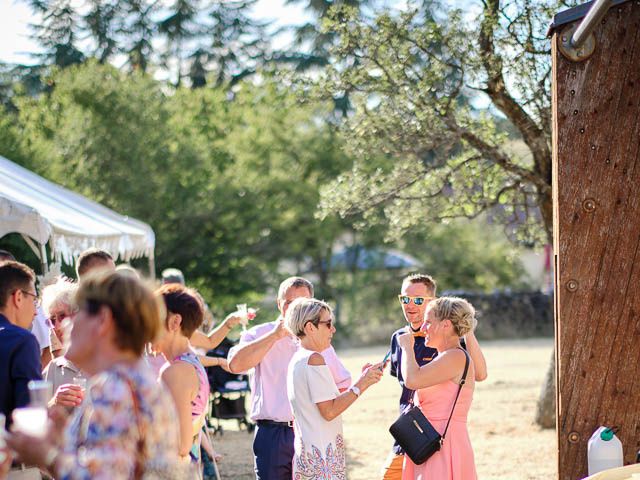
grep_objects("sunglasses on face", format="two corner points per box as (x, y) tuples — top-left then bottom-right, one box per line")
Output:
(317, 319), (333, 329)
(398, 295), (432, 306)
(306, 318), (333, 329)
(48, 313), (70, 325)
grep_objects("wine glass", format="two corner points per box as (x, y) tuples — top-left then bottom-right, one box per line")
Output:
(236, 304), (248, 331)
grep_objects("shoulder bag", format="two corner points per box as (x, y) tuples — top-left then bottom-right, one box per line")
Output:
(388, 347), (470, 465)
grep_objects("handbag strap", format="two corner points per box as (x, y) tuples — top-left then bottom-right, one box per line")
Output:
(406, 347), (470, 441)
(440, 347), (470, 440)
(121, 374), (147, 480)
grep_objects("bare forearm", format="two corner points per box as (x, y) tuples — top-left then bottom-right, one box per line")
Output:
(318, 376), (371, 421)
(228, 333), (277, 373)
(465, 332), (488, 381)
(400, 347), (420, 389)
(197, 355), (224, 368)
(319, 390), (359, 421)
(178, 424), (192, 457)
(190, 324), (230, 351)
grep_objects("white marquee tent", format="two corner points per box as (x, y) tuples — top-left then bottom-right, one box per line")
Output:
(0, 155), (155, 276)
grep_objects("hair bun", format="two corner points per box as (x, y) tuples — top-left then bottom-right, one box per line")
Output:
(458, 311), (474, 336)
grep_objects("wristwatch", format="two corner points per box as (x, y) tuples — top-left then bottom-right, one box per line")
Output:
(349, 385), (361, 397)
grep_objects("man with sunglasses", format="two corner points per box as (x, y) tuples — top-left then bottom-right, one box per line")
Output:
(228, 276), (351, 480)
(382, 273), (487, 480)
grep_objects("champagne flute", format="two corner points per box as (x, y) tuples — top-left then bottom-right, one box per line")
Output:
(236, 304), (248, 331)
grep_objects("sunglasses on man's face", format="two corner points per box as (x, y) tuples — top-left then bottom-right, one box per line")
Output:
(398, 295), (432, 306)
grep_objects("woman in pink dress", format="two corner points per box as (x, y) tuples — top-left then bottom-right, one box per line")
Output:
(396, 296), (478, 480)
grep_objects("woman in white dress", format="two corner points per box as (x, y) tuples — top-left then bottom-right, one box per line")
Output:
(285, 298), (383, 479)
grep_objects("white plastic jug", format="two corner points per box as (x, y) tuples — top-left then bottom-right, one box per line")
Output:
(587, 426), (623, 476)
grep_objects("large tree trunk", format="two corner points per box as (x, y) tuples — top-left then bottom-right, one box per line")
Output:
(535, 198), (555, 429)
(535, 350), (556, 428)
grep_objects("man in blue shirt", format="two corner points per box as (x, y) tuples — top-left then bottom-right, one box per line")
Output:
(382, 273), (487, 480)
(0, 260), (42, 430)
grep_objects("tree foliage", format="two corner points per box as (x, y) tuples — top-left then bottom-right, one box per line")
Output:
(15, 0), (270, 87)
(0, 2), (548, 327)
(2, 61), (351, 310)
(315, 1), (577, 245)
(0, 58), (534, 318)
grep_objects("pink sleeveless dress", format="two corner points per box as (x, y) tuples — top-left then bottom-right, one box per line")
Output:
(402, 379), (477, 480)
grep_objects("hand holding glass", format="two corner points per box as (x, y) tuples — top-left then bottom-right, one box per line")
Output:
(236, 304), (248, 330)
(11, 381), (52, 438)
(73, 376), (87, 389)
(236, 304), (257, 331)
(73, 376), (87, 405)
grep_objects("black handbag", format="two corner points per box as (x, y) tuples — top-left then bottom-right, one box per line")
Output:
(388, 347), (470, 465)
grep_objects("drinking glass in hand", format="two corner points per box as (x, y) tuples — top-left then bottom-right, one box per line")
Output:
(73, 376), (87, 389)
(236, 304), (248, 330)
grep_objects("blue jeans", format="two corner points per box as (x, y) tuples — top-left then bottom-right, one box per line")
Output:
(253, 422), (294, 480)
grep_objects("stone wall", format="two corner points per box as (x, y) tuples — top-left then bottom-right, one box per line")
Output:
(443, 290), (554, 340)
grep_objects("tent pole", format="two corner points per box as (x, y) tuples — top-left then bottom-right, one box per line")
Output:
(148, 253), (156, 280)
(39, 243), (48, 275)
(20, 234), (48, 274)
(20, 234), (40, 258)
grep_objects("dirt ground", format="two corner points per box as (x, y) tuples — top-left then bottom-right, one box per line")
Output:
(210, 338), (556, 479)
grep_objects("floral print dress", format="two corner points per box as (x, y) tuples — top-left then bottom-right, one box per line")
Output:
(56, 361), (185, 479)
(287, 348), (346, 480)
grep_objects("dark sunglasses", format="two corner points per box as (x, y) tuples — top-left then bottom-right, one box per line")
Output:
(398, 295), (433, 306)
(317, 319), (333, 329)
(306, 318), (333, 329)
(48, 313), (71, 325)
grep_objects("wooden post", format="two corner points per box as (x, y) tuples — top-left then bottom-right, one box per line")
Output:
(551, 1), (640, 478)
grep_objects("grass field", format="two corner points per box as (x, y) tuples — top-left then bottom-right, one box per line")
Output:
(211, 338), (556, 479)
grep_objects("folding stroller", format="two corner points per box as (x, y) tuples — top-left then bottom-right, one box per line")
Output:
(205, 337), (253, 435)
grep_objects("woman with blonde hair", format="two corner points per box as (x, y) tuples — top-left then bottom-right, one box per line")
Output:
(397, 296), (478, 480)
(285, 297), (383, 478)
(7, 271), (186, 478)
